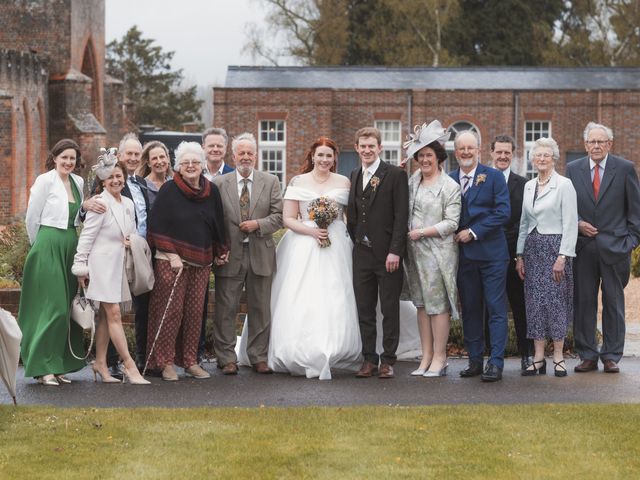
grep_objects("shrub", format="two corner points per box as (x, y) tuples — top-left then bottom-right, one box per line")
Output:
(632, 245), (640, 277)
(0, 221), (30, 286)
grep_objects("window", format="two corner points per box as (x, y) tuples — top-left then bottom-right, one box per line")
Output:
(375, 120), (402, 166)
(524, 121), (551, 179)
(444, 121), (481, 173)
(258, 120), (286, 187)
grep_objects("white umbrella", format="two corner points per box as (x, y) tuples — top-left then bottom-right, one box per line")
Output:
(0, 307), (22, 405)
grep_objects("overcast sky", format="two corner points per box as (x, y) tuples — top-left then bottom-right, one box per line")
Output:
(105, 0), (270, 87)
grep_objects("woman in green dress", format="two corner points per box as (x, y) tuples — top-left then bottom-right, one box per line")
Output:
(19, 139), (87, 386)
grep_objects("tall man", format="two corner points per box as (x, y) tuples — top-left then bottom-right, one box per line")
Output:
(198, 127), (234, 364)
(450, 131), (510, 382)
(490, 135), (533, 371)
(347, 127), (408, 379)
(566, 122), (640, 373)
(114, 133), (150, 373)
(202, 127), (234, 180)
(212, 133), (283, 375)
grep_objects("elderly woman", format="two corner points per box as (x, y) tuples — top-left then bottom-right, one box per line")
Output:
(72, 155), (149, 385)
(145, 141), (226, 381)
(136, 140), (172, 208)
(516, 137), (578, 377)
(403, 121), (461, 377)
(19, 139), (87, 386)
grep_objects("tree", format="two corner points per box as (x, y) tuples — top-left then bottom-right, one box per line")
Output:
(107, 26), (202, 130)
(245, 0), (459, 67)
(443, 0), (564, 65)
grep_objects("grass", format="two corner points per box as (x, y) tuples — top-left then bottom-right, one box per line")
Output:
(1, 404), (639, 479)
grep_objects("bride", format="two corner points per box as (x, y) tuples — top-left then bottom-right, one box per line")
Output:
(268, 137), (362, 379)
(235, 138), (421, 378)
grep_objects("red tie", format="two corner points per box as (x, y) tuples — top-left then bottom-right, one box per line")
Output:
(593, 165), (600, 200)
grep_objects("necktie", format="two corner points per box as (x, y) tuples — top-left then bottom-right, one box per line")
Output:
(240, 179), (250, 221)
(363, 170), (372, 189)
(461, 175), (472, 196)
(593, 165), (601, 200)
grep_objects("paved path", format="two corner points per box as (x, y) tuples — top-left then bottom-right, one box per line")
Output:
(3, 357), (640, 408)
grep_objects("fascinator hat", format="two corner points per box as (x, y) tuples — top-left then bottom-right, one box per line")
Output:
(92, 147), (118, 180)
(403, 120), (450, 160)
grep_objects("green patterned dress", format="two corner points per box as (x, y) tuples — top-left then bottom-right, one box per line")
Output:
(18, 179), (86, 377)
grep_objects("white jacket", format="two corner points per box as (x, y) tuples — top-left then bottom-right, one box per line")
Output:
(25, 169), (84, 244)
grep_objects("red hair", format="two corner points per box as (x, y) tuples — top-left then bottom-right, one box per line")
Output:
(300, 137), (339, 174)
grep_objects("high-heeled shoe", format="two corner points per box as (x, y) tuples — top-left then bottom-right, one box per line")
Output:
(553, 359), (568, 377)
(92, 364), (122, 384)
(122, 367), (151, 385)
(55, 375), (72, 384)
(410, 367), (428, 376)
(423, 363), (448, 377)
(37, 374), (59, 386)
(521, 358), (547, 376)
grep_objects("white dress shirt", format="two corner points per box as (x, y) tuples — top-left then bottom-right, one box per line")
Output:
(363, 157), (381, 190)
(589, 155), (608, 182)
(127, 175), (147, 237)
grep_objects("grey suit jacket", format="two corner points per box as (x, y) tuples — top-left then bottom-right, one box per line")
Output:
(566, 154), (640, 264)
(212, 170), (283, 277)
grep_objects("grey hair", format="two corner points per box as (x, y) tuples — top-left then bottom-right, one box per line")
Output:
(202, 127), (228, 146)
(532, 137), (560, 161)
(232, 132), (257, 155)
(454, 130), (480, 149)
(118, 132), (142, 154)
(173, 141), (206, 172)
(583, 122), (614, 141)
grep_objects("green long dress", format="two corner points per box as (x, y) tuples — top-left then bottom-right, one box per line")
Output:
(18, 178), (86, 377)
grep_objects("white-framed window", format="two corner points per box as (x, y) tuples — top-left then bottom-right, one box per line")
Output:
(375, 120), (402, 166)
(524, 120), (551, 179)
(444, 121), (481, 173)
(258, 120), (286, 188)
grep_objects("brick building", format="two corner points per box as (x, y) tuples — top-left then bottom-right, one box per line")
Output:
(0, 0), (127, 223)
(213, 66), (640, 188)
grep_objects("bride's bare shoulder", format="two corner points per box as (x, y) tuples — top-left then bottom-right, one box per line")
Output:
(289, 173), (313, 188)
(331, 173), (351, 188)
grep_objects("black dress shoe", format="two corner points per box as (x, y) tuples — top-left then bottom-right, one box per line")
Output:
(459, 361), (483, 378)
(108, 364), (124, 381)
(481, 363), (503, 382)
(521, 355), (533, 371)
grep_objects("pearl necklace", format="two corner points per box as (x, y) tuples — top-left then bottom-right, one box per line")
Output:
(537, 175), (551, 186)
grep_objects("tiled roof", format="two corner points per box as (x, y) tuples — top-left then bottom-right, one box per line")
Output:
(224, 66), (640, 90)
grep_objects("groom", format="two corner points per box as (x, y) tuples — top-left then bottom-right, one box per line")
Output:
(347, 127), (409, 379)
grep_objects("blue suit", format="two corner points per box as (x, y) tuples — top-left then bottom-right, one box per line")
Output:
(450, 163), (510, 369)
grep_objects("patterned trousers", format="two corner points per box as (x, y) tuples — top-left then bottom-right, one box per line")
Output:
(146, 260), (209, 370)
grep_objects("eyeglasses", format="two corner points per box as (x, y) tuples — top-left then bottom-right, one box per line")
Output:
(178, 159), (201, 167)
(586, 140), (610, 146)
(533, 153), (553, 159)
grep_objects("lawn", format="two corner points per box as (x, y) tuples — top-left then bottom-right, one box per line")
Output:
(1, 404), (638, 479)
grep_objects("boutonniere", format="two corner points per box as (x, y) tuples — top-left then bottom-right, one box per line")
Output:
(475, 174), (487, 186)
(370, 176), (381, 191)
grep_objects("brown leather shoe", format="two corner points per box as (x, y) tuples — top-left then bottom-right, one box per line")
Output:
(252, 361), (273, 374)
(574, 359), (598, 372)
(222, 363), (238, 375)
(603, 359), (620, 373)
(355, 361), (378, 378)
(378, 363), (395, 379)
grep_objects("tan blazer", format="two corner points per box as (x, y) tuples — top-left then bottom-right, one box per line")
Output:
(213, 170), (283, 277)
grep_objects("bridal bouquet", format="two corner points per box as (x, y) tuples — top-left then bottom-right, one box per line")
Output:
(307, 196), (340, 248)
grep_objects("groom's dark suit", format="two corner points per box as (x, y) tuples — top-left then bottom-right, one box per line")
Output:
(347, 160), (408, 366)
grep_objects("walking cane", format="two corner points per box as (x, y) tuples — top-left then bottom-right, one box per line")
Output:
(143, 269), (182, 376)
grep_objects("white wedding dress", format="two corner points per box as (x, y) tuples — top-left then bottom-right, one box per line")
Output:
(235, 187), (421, 379)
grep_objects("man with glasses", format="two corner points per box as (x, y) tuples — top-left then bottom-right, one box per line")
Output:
(450, 131), (510, 381)
(566, 122), (640, 373)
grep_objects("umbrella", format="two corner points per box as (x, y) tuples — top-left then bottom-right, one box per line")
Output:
(0, 307), (22, 405)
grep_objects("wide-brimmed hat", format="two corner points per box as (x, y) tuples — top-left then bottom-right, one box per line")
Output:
(403, 120), (450, 159)
(92, 147), (118, 180)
